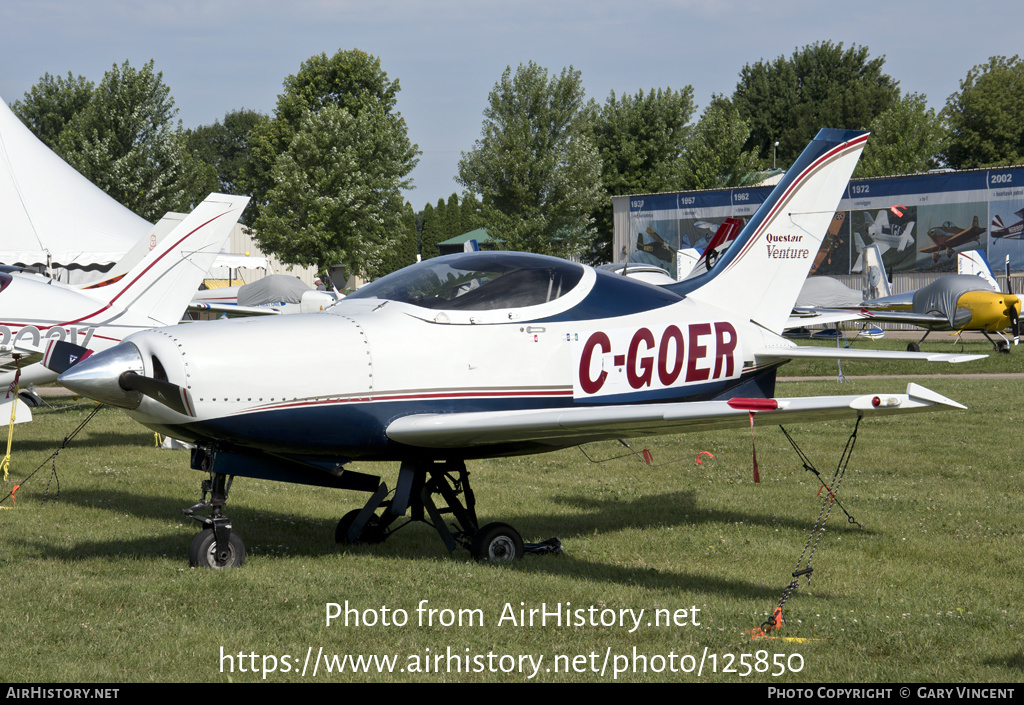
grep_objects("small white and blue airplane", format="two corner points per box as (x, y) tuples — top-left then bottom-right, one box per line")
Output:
(57, 130), (984, 568)
(0, 194), (249, 422)
(851, 209), (916, 272)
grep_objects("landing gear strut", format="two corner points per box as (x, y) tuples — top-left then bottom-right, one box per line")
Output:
(182, 471), (246, 568)
(337, 459), (559, 561)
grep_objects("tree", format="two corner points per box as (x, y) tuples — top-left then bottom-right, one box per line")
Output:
(12, 60), (205, 220)
(419, 201), (442, 259)
(732, 41), (899, 167)
(186, 109), (269, 222)
(10, 71), (94, 150)
(460, 192), (483, 232)
(591, 87), (696, 258)
(249, 49), (407, 221)
(457, 62), (603, 258)
(445, 193), (463, 239)
(943, 55), (1024, 169)
(681, 96), (763, 189)
(253, 103), (418, 280)
(374, 202), (419, 278)
(250, 49), (419, 276)
(855, 92), (947, 177)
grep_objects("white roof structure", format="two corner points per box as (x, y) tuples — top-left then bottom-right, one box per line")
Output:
(0, 97), (150, 273)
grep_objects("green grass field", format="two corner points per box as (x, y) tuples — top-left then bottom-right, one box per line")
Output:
(1, 372), (1021, 683)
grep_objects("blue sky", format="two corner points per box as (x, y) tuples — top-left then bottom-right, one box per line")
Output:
(1, 0), (1019, 209)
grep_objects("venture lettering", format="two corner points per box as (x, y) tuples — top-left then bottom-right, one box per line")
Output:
(765, 232), (810, 260)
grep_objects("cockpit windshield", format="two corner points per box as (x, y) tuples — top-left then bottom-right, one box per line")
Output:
(347, 252), (585, 311)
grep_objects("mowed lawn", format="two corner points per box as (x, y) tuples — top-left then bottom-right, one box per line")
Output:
(1, 370), (1021, 682)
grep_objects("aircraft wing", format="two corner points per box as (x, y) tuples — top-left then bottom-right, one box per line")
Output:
(857, 309), (951, 329)
(787, 308), (867, 328)
(386, 383), (964, 450)
(188, 302), (283, 317)
(0, 345), (44, 375)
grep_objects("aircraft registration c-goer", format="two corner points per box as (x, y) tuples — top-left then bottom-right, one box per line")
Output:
(57, 129), (986, 568)
(574, 322), (739, 398)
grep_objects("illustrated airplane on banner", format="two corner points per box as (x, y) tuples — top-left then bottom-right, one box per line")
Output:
(57, 130), (984, 568)
(920, 217), (986, 262)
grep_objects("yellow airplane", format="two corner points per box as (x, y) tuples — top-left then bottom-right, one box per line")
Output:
(859, 250), (1021, 352)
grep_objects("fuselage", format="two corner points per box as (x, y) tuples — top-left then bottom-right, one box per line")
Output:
(75, 255), (785, 461)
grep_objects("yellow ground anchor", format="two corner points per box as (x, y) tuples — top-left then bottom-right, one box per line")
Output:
(1, 355), (22, 503)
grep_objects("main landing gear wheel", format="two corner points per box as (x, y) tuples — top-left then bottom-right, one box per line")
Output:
(335, 509), (389, 544)
(188, 528), (246, 568)
(472, 522), (524, 562)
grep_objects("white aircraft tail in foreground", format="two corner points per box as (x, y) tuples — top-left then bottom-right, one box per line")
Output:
(0, 193), (250, 396)
(57, 130), (984, 568)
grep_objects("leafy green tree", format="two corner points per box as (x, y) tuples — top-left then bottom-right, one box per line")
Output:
(681, 96), (763, 189)
(10, 71), (94, 150)
(375, 202), (419, 277)
(419, 201), (442, 259)
(250, 50), (418, 276)
(460, 192), (483, 232)
(943, 55), (1024, 168)
(855, 92), (947, 177)
(253, 103), (418, 279)
(433, 197), (449, 246)
(445, 193), (463, 238)
(249, 49), (406, 221)
(13, 60), (206, 220)
(457, 61), (603, 258)
(591, 87), (696, 258)
(732, 41), (899, 167)
(186, 109), (269, 222)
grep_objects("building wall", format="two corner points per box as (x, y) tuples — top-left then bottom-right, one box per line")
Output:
(612, 166), (1024, 279)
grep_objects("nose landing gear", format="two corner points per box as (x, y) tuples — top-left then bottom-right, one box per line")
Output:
(182, 472), (246, 569)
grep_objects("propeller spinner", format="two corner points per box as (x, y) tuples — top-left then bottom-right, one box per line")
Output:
(57, 342), (195, 417)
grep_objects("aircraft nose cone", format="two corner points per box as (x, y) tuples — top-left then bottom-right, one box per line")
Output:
(58, 342), (145, 409)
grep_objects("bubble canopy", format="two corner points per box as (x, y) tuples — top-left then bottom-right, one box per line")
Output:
(346, 252), (587, 311)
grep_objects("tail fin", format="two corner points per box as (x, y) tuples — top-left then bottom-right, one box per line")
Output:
(851, 231), (868, 272)
(898, 221), (915, 251)
(957, 249), (999, 290)
(682, 217), (743, 280)
(78, 212), (185, 290)
(81, 194), (249, 325)
(670, 129), (868, 335)
(862, 244), (891, 300)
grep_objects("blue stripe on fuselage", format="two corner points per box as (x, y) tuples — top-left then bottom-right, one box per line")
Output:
(154, 367), (778, 463)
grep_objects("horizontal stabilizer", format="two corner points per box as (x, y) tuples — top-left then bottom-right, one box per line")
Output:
(755, 345), (986, 364)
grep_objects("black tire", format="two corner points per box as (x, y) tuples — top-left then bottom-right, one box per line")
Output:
(335, 509), (388, 544)
(906, 342), (920, 352)
(18, 390), (42, 408)
(188, 528), (245, 568)
(472, 522), (524, 562)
